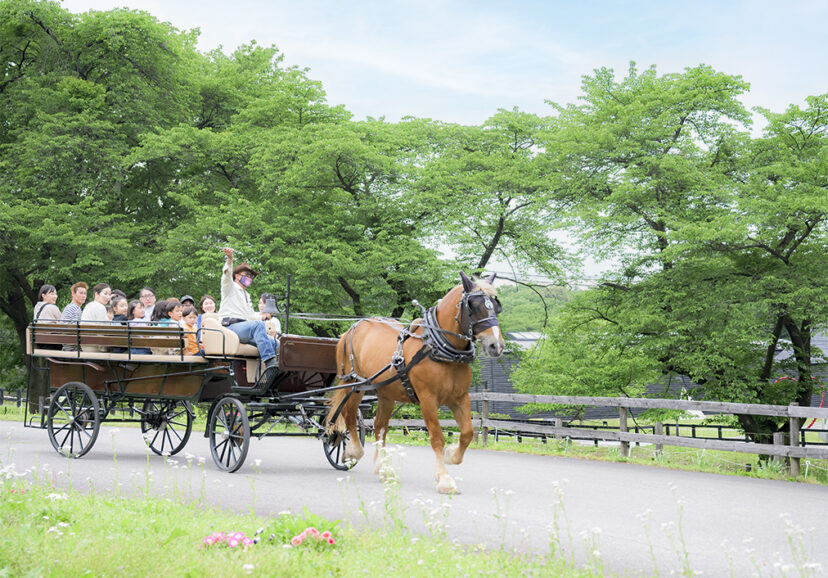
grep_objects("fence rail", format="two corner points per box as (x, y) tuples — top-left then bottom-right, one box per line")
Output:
(369, 392), (828, 477)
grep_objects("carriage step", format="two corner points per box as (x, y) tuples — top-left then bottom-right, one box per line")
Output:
(231, 366), (279, 396)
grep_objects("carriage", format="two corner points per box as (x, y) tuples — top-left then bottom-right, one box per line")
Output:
(25, 272), (505, 493)
(24, 284), (371, 473)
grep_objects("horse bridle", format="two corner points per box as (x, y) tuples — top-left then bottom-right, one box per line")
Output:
(456, 290), (503, 339)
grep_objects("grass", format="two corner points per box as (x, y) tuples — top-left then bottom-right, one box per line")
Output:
(0, 462), (592, 577)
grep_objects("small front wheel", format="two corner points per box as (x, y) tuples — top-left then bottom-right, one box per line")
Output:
(208, 396), (250, 472)
(141, 399), (193, 456)
(322, 408), (365, 471)
(47, 382), (100, 458)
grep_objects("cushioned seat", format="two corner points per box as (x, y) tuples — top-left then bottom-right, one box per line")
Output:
(201, 315), (260, 358)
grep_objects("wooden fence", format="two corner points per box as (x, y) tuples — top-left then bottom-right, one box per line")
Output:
(369, 392), (828, 477)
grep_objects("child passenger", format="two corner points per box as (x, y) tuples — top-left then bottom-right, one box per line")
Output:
(181, 306), (201, 355)
(127, 300), (151, 355)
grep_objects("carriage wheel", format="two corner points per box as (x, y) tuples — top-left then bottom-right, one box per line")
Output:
(208, 396), (250, 473)
(47, 382), (100, 458)
(140, 400), (193, 456)
(322, 408), (365, 471)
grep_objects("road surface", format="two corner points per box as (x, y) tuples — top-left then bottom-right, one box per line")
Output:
(1, 422), (824, 575)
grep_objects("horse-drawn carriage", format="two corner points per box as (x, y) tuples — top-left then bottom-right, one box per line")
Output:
(25, 272), (504, 493)
(25, 288), (370, 473)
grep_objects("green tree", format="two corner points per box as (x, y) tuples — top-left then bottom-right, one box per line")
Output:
(419, 108), (567, 276)
(517, 64), (828, 442)
(0, 0), (199, 350)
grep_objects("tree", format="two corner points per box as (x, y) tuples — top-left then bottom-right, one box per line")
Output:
(0, 1), (199, 351)
(517, 64), (828, 443)
(418, 108), (567, 276)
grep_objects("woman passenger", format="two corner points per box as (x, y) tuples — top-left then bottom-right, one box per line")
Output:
(33, 284), (61, 322)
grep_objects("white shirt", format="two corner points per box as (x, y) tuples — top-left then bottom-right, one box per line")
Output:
(143, 304), (155, 322)
(81, 301), (109, 322)
(218, 261), (261, 322)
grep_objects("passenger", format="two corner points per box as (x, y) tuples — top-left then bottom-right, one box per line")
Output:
(140, 287), (157, 321)
(217, 248), (277, 369)
(81, 283), (112, 353)
(151, 300), (181, 355)
(111, 296), (128, 323)
(127, 300), (151, 355)
(181, 306), (200, 355)
(151, 300), (171, 323)
(60, 282), (88, 351)
(60, 282), (88, 324)
(81, 283), (112, 322)
(196, 294), (217, 350)
(199, 295), (217, 315)
(180, 295), (195, 308)
(33, 284), (61, 322)
(167, 299), (184, 327)
(111, 289), (127, 301)
(110, 296), (129, 353)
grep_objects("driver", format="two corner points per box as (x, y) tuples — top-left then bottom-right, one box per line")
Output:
(217, 248), (277, 369)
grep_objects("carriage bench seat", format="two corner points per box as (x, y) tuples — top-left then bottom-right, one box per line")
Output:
(26, 322), (206, 363)
(200, 315), (261, 358)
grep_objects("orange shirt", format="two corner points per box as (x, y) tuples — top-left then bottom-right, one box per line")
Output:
(183, 322), (199, 355)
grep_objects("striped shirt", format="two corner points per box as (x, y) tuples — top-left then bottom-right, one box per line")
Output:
(60, 303), (82, 323)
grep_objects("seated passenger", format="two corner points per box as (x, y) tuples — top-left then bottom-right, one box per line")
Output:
(33, 284), (61, 322)
(81, 283), (112, 352)
(111, 296), (129, 324)
(127, 300), (151, 355)
(151, 300), (182, 355)
(181, 306), (201, 355)
(60, 282), (88, 351)
(218, 248), (277, 369)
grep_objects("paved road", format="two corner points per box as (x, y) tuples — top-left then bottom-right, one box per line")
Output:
(2, 421), (825, 575)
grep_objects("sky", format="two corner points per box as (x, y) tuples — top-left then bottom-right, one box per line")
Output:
(61, 0), (827, 128)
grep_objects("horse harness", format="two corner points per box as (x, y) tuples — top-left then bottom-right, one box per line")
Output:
(336, 288), (502, 405)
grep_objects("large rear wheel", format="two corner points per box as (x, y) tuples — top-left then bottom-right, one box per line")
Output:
(140, 399), (193, 456)
(208, 396), (250, 472)
(47, 382), (100, 458)
(322, 408), (365, 471)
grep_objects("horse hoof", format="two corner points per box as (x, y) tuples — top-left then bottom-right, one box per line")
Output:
(436, 475), (460, 495)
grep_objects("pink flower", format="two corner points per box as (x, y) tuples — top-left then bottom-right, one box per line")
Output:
(228, 538), (240, 548)
(327, 537), (335, 545)
(290, 536), (303, 547)
(232, 532), (245, 541)
(306, 527), (319, 537)
(203, 537), (214, 546)
(321, 531), (332, 539)
(243, 537), (253, 546)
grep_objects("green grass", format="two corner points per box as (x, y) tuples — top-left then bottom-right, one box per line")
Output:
(0, 465), (592, 577)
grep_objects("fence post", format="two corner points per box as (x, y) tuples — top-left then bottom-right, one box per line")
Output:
(789, 402), (801, 477)
(619, 405), (629, 457)
(554, 417), (563, 440)
(0, 388), (3, 406)
(16, 390), (22, 407)
(772, 432), (786, 466)
(654, 422), (663, 455)
(481, 395), (489, 447)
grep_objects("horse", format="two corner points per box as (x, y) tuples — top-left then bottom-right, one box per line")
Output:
(326, 272), (505, 494)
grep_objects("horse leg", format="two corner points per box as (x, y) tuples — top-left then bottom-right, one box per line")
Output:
(420, 394), (459, 494)
(443, 393), (473, 466)
(372, 395), (395, 480)
(343, 390), (365, 464)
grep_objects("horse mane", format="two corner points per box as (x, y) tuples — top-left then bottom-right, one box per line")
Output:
(472, 278), (498, 298)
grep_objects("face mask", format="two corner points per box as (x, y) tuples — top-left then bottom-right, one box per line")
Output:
(240, 275), (252, 288)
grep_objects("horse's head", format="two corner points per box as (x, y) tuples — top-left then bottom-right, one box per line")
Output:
(458, 272), (505, 357)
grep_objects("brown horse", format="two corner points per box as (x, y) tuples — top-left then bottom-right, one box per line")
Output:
(326, 272), (505, 494)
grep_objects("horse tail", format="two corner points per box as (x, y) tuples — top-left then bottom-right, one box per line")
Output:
(326, 387), (350, 434)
